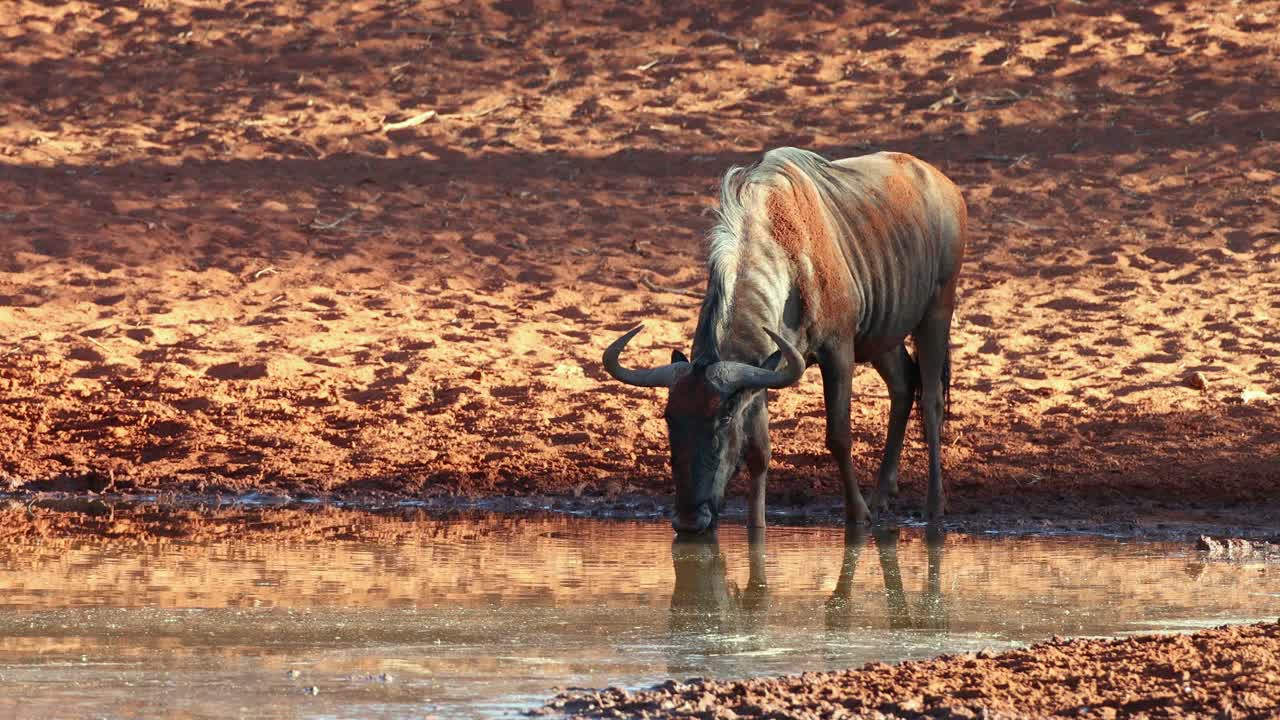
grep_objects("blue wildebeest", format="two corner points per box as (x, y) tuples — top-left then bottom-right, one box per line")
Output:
(603, 147), (967, 533)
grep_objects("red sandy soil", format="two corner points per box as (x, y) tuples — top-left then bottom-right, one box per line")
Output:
(0, 499), (461, 543)
(0, 1), (1278, 522)
(545, 621), (1280, 719)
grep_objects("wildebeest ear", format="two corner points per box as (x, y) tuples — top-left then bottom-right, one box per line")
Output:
(761, 350), (784, 371)
(672, 350), (689, 364)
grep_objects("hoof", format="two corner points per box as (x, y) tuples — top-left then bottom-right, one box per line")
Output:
(876, 475), (900, 498)
(869, 491), (892, 519)
(871, 476), (898, 522)
(845, 503), (871, 527)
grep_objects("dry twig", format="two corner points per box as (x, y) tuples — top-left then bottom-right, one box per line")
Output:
(640, 276), (702, 298)
(1002, 215), (1052, 231)
(308, 210), (359, 231)
(436, 101), (510, 121)
(382, 110), (437, 132)
(973, 153), (1029, 165)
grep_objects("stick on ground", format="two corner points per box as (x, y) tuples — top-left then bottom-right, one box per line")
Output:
(382, 110), (437, 132)
(640, 276), (702, 298)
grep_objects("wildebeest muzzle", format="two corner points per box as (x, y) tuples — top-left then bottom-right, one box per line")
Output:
(672, 501), (716, 535)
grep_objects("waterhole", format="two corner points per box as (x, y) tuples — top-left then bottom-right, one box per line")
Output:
(1, 514), (1277, 718)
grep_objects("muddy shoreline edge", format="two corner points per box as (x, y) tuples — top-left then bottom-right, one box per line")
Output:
(2, 487), (1277, 544)
(540, 621), (1280, 719)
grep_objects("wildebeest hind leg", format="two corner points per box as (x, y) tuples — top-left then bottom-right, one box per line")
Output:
(913, 305), (953, 521)
(744, 393), (771, 529)
(869, 345), (916, 519)
(819, 345), (871, 526)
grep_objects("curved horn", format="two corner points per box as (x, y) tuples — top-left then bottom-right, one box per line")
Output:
(706, 328), (805, 394)
(602, 325), (690, 388)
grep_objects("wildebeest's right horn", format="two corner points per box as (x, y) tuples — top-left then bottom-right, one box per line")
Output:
(705, 328), (805, 394)
(602, 325), (690, 388)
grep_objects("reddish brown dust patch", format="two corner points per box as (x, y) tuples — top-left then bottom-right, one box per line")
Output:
(0, 1), (1277, 524)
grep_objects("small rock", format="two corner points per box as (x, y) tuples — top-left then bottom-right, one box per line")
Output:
(1183, 371), (1208, 390)
(551, 364), (585, 378)
(1198, 535), (1258, 560)
(1197, 535), (1224, 554)
(286, 669), (301, 679)
(304, 686), (320, 696)
(551, 431), (593, 446)
(378, 673), (393, 683)
(1241, 388), (1271, 404)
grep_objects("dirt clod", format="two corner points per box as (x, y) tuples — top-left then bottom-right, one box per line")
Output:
(1197, 535), (1280, 561)
(549, 622), (1280, 719)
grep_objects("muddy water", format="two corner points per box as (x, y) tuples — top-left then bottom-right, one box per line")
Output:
(0, 516), (1277, 719)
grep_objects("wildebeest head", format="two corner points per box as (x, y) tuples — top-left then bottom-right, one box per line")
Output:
(602, 326), (804, 534)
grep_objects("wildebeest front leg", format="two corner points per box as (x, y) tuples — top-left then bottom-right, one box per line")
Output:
(869, 345), (915, 518)
(744, 393), (770, 529)
(819, 347), (870, 525)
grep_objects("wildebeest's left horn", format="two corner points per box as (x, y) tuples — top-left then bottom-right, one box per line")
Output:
(602, 325), (690, 388)
(706, 328), (805, 394)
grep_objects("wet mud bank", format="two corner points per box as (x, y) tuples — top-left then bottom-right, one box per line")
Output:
(544, 621), (1280, 719)
(1, 490), (1278, 544)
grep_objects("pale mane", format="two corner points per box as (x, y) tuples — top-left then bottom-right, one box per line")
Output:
(695, 148), (837, 362)
(693, 162), (754, 362)
(694, 146), (943, 363)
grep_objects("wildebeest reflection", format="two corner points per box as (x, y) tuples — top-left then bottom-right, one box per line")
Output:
(667, 525), (947, 675)
(825, 525), (948, 632)
(667, 528), (770, 669)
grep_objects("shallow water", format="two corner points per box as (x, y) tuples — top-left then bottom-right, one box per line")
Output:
(0, 515), (1277, 719)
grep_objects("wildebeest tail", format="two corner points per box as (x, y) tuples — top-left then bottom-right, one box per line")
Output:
(909, 332), (952, 436)
(906, 346), (924, 435)
(941, 333), (952, 426)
